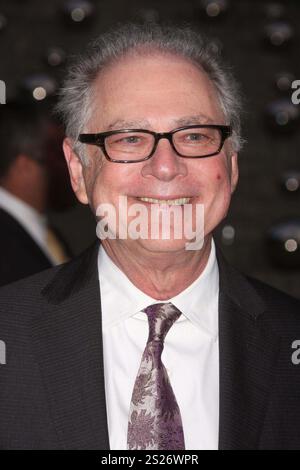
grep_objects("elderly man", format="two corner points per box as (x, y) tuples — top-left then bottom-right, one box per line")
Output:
(0, 23), (299, 451)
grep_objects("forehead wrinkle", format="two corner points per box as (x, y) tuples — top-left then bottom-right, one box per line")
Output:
(106, 114), (222, 132)
(171, 114), (220, 127)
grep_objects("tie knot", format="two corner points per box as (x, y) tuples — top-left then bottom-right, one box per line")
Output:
(142, 302), (182, 343)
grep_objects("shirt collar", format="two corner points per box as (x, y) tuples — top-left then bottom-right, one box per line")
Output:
(0, 186), (47, 244)
(98, 238), (219, 339)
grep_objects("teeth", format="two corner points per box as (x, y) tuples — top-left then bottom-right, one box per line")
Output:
(137, 197), (191, 205)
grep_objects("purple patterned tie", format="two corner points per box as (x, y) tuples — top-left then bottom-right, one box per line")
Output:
(127, 302), (185, 450)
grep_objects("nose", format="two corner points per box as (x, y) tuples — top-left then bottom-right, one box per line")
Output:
(141, 137), (188, 182)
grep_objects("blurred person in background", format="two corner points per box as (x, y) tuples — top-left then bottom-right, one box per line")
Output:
(0, 102), (74, 286)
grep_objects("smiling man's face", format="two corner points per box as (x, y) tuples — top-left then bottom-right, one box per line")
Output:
(64, 52), (238, 254)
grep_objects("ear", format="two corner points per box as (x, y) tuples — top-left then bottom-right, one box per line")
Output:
(63, 138), (89, 205)
(229, 152), (239, 194)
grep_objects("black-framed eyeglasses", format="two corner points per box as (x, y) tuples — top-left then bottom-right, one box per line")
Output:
(78, 124), (232, 163)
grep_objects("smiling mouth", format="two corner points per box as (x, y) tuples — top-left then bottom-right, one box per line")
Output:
(136, 197), (192, 205)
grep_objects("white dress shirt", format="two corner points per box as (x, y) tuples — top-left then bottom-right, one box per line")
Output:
(0, 186), (57, 265)
(98, 238), (220, 450)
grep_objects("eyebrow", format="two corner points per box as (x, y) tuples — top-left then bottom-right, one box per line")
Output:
(106, 114), (217, 131)
(107, 119), (151, 130)
(171, 114), (216, 126)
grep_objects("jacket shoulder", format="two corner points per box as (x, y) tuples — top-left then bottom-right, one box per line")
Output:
(246, 274), (300, 306)
(244, 274), (300, 325)
(0, 264), (64, 318)
(0, 240), (98, 319)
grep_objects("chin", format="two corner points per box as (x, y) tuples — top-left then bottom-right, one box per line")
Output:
(134, 238), (197, 253)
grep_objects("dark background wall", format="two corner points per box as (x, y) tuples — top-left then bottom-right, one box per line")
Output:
(0, 0), (299, 297)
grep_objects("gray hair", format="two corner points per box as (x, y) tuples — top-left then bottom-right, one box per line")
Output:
(56, 22), (244, 165)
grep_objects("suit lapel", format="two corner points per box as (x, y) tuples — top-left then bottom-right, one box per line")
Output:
(216, 245), (281, 449)
(31, 241), (110, 449)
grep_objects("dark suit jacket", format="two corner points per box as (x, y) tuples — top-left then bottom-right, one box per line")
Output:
(0, 208), (53, 287)
(0, 208), (72, 287)
(0, 240), (299, 450)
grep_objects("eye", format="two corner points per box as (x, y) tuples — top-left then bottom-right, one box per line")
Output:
(122, 136), (141, 144)
(110, 134), (144, 145)
(184, 132), (208, 142)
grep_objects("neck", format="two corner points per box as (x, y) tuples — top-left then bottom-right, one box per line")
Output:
(101, 236), (212, 300)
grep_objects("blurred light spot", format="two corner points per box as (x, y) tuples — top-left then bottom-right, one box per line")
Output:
(275, 72), (295, 92)
(199, 0), (229, 18)
(285, 239), (298, 253)
(20, 74), (57, 103)
(46, 47), (66, 67)
(33, 87), (47, 101)
(266, 218), (300, 268)
(271, 31), (285, 46)
(207, 3), (220, 17)
(264, 21), (294, 48)
(62, 0), (95, 26)
(71, 7), (85, 22)
(265, 98), (300, 134)
(276, 111), (289, 126)
(286, 177), (299, 192)
(222, 225), (235, 245)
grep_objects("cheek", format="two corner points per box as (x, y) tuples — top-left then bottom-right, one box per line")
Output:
(206, 167), (232, 204)
(207, 169), (227, 189)
(214, 159), (231, 185)
(88, 164), (133, 209)
(214, 171), (230, 188)
(202, 155), (229, 183)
